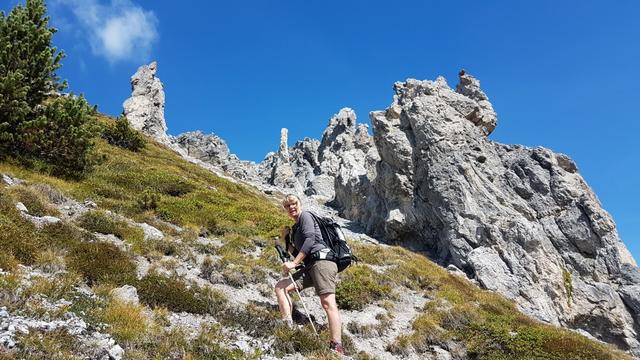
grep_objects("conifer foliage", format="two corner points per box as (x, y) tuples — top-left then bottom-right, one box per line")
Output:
(0, 0), (96, 178)
(102, 116), (146, 152)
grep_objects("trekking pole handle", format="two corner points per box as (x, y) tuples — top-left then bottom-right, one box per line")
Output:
(275, 244), (290, 263)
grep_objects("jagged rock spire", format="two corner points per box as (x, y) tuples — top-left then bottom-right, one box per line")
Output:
(123, 61), (169, 143)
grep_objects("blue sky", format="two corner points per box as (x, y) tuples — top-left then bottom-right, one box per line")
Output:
(2, 0), (639, 261)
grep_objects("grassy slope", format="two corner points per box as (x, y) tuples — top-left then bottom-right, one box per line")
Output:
(0, 121), (631, 359)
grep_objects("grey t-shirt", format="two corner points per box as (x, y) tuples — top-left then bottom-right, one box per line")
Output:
(292, 211), (325, 260)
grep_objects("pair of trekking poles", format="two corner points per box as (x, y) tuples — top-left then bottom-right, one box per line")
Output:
(275, 243), (318, 335)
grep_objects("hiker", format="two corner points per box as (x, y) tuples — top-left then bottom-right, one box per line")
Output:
(274, 194), (344, 355)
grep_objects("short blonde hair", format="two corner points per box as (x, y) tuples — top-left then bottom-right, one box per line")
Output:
(282, 194), (301, 209)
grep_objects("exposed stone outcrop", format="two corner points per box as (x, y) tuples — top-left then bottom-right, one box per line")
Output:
(123, 62), (168, 143)
(331, 73), (640, 355)
(257, 108), (379, 202)
(173, 131), (258, 181)
(258, 128), (303, 194)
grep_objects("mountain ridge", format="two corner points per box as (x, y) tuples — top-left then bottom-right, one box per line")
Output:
(123, 62), (639, 357)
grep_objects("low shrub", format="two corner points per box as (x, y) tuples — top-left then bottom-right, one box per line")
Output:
(219, 302), (279, 337)
(101, 299), (149, 344)
(76, 210), (144, 244)
(200, 256), (216, 281)
(67, 242), (136, 286)
(101, 116), (146, 152)
(68, 290), (104, 328)
(8, 185), (58, 217)
(136, 189), (159, 211)
(24, 272), (80, 301)
(14, 328), (81, 360)
(272, 325), (328, 356)
(212, 240), (270, 287)
(137, 274), (227, 315)
(0, 253), (18, 272)
(39, 221), (89, 250)
(336, 265), (393, 310)
(0, 202), (41, 265)
(30, 183), (67, 204)
(190, 324), (246, 359)
(386, 334), (413, 356)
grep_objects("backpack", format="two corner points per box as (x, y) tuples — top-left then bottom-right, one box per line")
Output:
(308, 212), (357, 272)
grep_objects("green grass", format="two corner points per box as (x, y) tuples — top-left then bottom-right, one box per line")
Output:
(0, 125), (290, 239)
(13, 328), (82, 360)
(0, 189), (43, 266)
(353, 243), (633, 360)
(7, 184), (60, 217)
(76, 210), (145, 245)
(137, 273), (227, 315)
(336, 264), (394, 310)
(67, 241), (137, 286)
(100, 299), (149, 344)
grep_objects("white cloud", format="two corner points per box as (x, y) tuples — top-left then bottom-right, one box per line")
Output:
(54, 0), (158, 63)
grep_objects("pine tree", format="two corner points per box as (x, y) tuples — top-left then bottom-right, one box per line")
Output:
(0, 0), (96, 178)
(0, 0), (65, 155)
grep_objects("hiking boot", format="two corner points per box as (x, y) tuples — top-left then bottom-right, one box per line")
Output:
(329, 340), (345, 355)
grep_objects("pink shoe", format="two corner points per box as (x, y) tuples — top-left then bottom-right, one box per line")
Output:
(329, 340), (345, 355)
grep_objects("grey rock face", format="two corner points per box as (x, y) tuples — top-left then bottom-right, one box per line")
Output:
(455, 72), (497, 135)
(110, 285), (140, 306)
(173, 131), (258, 180)
(331, 73), (640, 355)
(256, 108), (379, 201)
(257, 128), (304, 194)
(123, 62), (168, 142)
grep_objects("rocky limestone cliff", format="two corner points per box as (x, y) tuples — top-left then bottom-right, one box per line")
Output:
(122, 62), (169, 143)
(173, 131), (258, 181)
(330, 73), (640, 355)
(257, 128), (304, 194)
(261, 108), (379, 202)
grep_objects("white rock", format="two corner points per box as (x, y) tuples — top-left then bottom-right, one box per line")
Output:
(110, 285), (140, 305)
(137, 223), (164, 241)
(1, 174), (21, 186)
(108, 344), (124, 360)
(15, 202), (28, 213)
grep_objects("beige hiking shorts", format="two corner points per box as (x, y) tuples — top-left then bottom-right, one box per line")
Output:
(293, 260), (338, 295)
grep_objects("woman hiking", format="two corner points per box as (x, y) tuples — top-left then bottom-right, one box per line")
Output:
(274, 194), (345, 355)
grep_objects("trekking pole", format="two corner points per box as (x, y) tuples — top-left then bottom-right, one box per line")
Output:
(275, 243), (318, 335)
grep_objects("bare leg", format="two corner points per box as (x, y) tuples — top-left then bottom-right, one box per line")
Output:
(320, 293), (341, 343)
(275, 277), (297, 321)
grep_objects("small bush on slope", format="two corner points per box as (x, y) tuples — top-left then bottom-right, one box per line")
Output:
(67, 242), (136, 286)
(76, 210), (144, 245)
(137, 273), (227, 315)
(100, 299), (149, 344)
(7, 184), (59, 217)
(0, 189), (42, 266)
(101, 116), (146, 152)
(336, 264), (394, 310)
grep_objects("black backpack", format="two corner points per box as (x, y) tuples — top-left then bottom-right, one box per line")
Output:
(308, 212), (357, 272)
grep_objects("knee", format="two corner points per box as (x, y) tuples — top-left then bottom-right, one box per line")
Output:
(321, 297), (337, 311)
